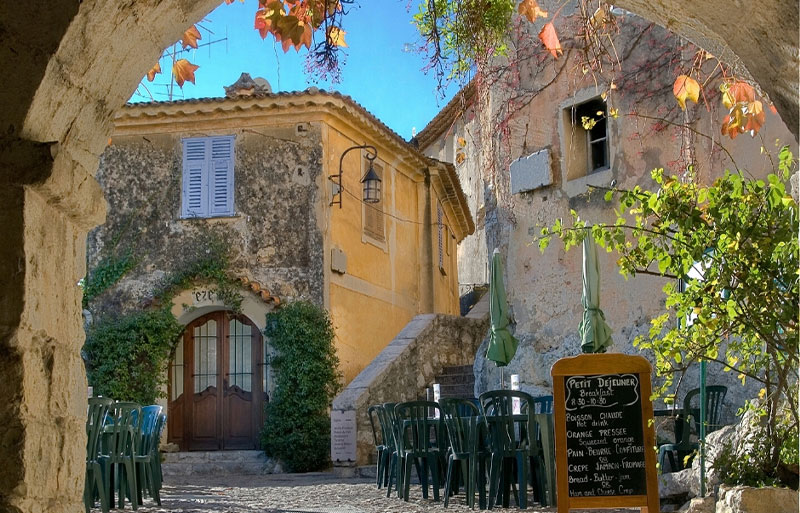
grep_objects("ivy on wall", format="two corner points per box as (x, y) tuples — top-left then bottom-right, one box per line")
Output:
(84, 230), (243, 404)
(260, 301), (342, 472)
(85, 306), (183, 404)
(82, 249), (137, 308)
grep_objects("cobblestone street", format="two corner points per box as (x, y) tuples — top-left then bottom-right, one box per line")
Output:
(118, 473), (637, 513)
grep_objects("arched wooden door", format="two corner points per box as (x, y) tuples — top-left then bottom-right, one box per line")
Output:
(168, 311), (265, 450)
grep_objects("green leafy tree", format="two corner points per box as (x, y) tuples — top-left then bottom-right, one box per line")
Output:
(540, 146), (798, 485)
(413, 0), (514, 80)
(261, 301), (342, 472)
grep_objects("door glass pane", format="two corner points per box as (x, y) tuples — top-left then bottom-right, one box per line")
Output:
(229, 319), (252, 392)
(193, 319), (217, 393)
(171, 338), (184, 401)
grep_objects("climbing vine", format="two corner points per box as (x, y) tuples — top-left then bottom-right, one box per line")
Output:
(84, 230), (243, 403)
(260, 301), (342, 471)
(82, 249), (137, 308)
(85, 306), (183, 404)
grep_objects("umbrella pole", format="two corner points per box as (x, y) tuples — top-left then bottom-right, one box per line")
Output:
(500, 367), (505, 390)
(700, 359), (707, 496)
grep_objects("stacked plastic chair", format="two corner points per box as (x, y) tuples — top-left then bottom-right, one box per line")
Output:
(367, 405), (390, 488)
(85, 397), (113, 513)
(134, 405), (163, 506)
(102, 402), (141, 510)
(440, 398), (488, 509)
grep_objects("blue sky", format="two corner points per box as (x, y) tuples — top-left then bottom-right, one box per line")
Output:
(132, 0), (461, 140)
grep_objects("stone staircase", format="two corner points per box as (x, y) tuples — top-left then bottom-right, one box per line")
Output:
(434, 364), (476, 399)
(161, 450), (278, 476)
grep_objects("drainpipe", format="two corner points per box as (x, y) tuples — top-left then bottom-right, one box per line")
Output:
(422, 168), (434, 312)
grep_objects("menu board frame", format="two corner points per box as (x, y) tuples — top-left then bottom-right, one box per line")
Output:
(551, 354), (659, 513)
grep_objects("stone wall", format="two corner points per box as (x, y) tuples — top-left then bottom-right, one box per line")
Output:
(423, 12), (797, 424)
(331, 305), (490, 466)
(87, 126), (325, 317)
(2, 0), (795, 510)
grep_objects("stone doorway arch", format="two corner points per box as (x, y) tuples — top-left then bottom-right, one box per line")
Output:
(0, 1), (796, 511)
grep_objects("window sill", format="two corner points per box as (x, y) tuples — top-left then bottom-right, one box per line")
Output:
(563, 167), (613, 198)
(362, 233), (388, 253)
(179, 213), (241, 222)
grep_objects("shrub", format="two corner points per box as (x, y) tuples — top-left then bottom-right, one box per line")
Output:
(260, 301), (342, 472)
(84, 307), (183, 404)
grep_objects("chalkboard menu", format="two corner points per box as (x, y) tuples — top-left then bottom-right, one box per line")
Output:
(563, 373), (646, 497)
(551, 354), (659, 513)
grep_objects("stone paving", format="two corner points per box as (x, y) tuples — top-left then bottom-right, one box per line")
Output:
(112, 473), (638, 513)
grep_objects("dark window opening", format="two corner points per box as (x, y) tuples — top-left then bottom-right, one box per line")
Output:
(575, 99), (609, 173)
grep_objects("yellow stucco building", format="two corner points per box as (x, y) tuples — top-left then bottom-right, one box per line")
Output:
(88, 75), (473, 450)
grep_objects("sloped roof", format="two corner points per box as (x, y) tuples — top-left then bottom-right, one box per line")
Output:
(412, 81), (476, 151)
(118, 88), (474, 240)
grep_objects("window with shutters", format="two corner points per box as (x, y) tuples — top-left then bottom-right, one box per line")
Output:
(437, 203), (446, 274)
(362, 161), (384, 242)
(181, 136), (235, 218)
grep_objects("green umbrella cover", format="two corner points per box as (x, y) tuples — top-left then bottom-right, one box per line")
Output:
(486, 250), (519, 366)
(579, 235), (613, 353)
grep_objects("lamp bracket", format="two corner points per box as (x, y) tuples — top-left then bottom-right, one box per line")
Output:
(331, 144), (378, 208)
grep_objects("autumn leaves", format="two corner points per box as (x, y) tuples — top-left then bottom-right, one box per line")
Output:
(518, 0), (562, 58)
(673, 74), (774, 139)
(146, 0), (347, 90)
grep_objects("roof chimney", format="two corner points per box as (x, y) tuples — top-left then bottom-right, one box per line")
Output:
(224, 73), (272, 98)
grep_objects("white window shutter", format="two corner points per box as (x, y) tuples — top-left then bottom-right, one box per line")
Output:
(209, 136), (234, 216)
(182, 138), (208, 217)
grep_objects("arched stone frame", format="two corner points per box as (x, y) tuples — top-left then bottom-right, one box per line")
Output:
(153, 288), (274, 447)
(0, 1), (796, 510)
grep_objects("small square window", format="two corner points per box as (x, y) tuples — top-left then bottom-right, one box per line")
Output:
(562, 97), (610, 181)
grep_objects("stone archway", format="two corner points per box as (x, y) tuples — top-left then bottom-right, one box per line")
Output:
(0, 1), (797, 511)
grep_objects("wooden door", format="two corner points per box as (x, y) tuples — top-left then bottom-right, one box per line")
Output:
(168, 311), (264, 450)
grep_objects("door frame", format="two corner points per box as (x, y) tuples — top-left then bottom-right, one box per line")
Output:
(167, 310), (265, 450)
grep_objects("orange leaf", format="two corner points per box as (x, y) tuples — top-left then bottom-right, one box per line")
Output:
(538, 22), (562, 58)
(146, 62), (161, 82)
(518, 0), (548, 22)
(769, 103), (778, 115)
(672, 75), (700, 110)
(172, 59), (199, 87)
(254, 9), (274, 39)
(181, 25), (202, 49)
(326, 26), (347, 47)
(744, 101), (766, 135)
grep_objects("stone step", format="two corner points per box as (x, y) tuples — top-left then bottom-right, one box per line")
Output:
(439, 364), (474, 375)
(161, 450), (280, 476)
(434, 372), (474, 385)
(438, 383), (475, 399)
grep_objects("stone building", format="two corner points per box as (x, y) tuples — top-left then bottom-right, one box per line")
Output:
(415, 12), (797, 419)
(86, 75), (473, 450)
(2, 0), (796, 509)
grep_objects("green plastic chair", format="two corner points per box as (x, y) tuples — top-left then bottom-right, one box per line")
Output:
(380, 402), (403, 498)
(479, 390), (534, 509)
(394, 401), (444, 502)
(532, 395), (553, 414)
(85, 397), (113, 513)
(102, 401), (141, 510)
(658, 386), (727, 471)
(367, 405), (390, 489)
(440, 398), (488, 509)
(134, 405), (163, 505)
(523, 396), (555, 506)
(151, 413), (167, 495)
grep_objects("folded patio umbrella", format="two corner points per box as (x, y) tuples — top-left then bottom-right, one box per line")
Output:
(579, 234), (613, 353)
(486, 249), (519, 379)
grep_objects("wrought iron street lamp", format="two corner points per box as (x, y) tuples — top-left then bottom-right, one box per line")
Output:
(330, 144), (381, 207)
